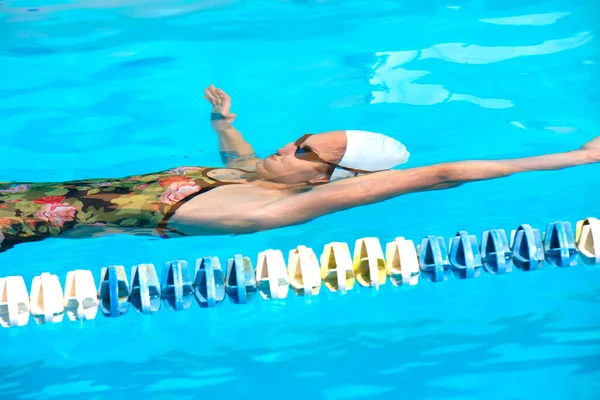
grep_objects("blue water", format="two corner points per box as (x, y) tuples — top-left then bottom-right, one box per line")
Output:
(1, 0), (600, 399)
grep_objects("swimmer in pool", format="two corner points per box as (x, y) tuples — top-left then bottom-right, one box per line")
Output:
(1, 84), (599, 252)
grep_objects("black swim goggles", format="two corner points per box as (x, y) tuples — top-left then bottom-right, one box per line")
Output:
(293, 133), (367, 176)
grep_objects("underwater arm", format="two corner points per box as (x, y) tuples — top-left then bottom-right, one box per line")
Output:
(216, 127), (260, 170)
(204, 85), (261, 170)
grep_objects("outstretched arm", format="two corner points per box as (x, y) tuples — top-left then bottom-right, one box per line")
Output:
(254, 138), (600, 229)
(204, 85), (261, 170)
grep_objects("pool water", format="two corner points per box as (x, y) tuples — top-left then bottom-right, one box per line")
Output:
(1, 0), (599, 399)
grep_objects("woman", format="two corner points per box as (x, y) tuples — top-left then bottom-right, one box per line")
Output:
(1, 85), (599, 252)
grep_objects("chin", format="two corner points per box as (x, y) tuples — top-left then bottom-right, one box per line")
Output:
(255, 160), (269, 178)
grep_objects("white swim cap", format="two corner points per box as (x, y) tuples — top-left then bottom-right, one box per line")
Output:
(330, 130), (410, 181)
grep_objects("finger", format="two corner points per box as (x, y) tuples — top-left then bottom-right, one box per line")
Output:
(216, 88), (230, 102)
(205, 93), (218, 104)
(213, 88), (224, 102)
(204, 88), (218, 103)
(215, 94), (226, 106)
(206, 84), (219, 96)
(209, 86), (224, 105)
(217, 91), (230, 108)
(205, 85), (216, 95)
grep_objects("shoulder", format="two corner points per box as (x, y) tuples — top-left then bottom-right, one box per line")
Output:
(167, 183), (291, 234)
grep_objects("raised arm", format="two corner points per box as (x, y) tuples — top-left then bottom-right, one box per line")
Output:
(253, 139), (599, 229)
(204, 85), (261, 170)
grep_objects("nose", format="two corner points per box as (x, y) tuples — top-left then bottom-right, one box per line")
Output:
(277, 143), (296, 156)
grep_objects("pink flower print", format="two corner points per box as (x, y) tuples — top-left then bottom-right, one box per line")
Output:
(158, 176), (191, 187)
(134, 183), (150, 190)
(34, 203), (77, 228)
(33, 196), (66, 204)
(159, 181), (200, 205)
(0, 217), (13, 227)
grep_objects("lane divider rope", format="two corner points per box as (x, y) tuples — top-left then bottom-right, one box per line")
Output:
(1, 217), (598, 328)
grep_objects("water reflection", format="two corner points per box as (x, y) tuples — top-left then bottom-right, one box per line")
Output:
(479, 12), (571, 26)
(367, 31), (592, 108)
(2, 0), (239, 23)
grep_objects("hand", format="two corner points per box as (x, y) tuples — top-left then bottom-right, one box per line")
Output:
(204, 84), (236, 131)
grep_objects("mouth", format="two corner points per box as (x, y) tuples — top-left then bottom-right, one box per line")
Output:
(260, 155), (280, 174)
(265, 154), (278, 166)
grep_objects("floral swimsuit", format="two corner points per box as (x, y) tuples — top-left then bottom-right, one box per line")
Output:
(0, 166), (243, 252)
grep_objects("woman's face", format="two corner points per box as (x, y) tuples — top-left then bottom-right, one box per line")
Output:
(256, 130), (347, 185)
